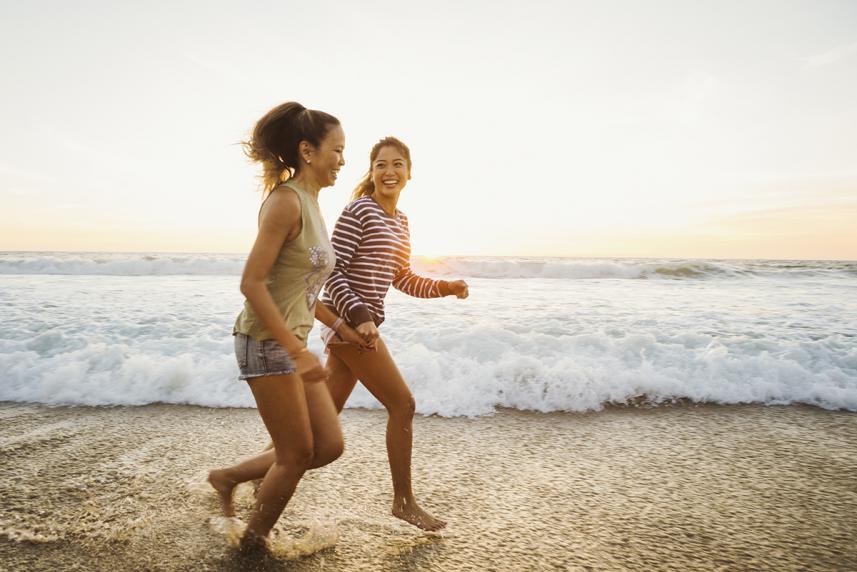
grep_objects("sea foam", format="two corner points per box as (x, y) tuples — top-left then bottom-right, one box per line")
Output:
(1, 300), (855, 415)
(1, 256), (855, 416)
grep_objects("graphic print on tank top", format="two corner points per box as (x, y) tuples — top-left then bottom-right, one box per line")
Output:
(305, 244), (333, 310)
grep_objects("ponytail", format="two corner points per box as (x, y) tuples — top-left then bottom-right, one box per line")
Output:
(243, 101), (340, 196)
(351, 171), (375, 201)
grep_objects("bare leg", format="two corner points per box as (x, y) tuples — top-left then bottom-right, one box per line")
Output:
(209, 377), (343, 520)
(243, 350), (355, 504)
(303, 379), (345, 468)
(330, 338), (446, 531)
(241, 374), (314, 547)
(326, 347), (358, 412)
(209, 449), (275, 516)
(257, 347), (357, 438)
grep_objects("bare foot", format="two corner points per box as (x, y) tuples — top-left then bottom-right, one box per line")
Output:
(392, 498), (446, 531)
(208, 469), (236, 517)
(238, 530), (269, 556)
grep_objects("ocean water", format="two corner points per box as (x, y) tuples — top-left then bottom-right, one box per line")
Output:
(1, 252), (855, 416)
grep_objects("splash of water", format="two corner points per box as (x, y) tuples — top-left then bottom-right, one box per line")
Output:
(208, 516), (338, 559)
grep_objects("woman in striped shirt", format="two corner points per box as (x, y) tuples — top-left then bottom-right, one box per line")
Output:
(321, 137), (469, 531)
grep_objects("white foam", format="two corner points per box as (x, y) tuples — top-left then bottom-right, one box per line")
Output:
(209, 516), (338, 558)
(0, 252), (245, 276)
(343, 329), (857, 416)
(209, 516), (247, 547)
(0, 521), (59, 543)
(1, 263), (855, 416)
(2, 313), (855, 415)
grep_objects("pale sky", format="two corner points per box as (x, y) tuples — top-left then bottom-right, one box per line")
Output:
(1, 0), (856, 259)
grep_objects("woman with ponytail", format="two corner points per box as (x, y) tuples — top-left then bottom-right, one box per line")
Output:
(321, 137), (470, 531)
(207, 102), (369, 552)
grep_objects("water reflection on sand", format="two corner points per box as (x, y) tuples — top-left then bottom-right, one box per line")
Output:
(1, 404), (856, 571)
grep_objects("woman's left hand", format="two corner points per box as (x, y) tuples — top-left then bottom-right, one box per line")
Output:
(448, 280), (469, 299)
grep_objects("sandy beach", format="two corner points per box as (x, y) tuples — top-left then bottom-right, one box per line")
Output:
(1, 403), (855, 571)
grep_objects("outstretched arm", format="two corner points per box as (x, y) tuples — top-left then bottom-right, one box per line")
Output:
(392, 264), (469, 299)
(392, 261), (450, 298)
(391, 216), (468, 299)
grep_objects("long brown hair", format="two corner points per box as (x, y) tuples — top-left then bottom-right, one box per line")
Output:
(351, 137), (412, 201)
(243, 101), (340, 196)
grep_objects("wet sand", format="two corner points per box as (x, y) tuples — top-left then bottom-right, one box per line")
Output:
(1, 402), (855, 571)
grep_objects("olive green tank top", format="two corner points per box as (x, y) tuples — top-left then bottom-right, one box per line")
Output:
(233, 180), (336, 343)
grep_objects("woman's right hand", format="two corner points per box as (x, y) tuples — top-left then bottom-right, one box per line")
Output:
(356, 321), (380, 346)
(292, 350), (328, 382)
(339, 325), (376, 351)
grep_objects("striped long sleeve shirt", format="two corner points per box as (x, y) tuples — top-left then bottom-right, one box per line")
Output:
(321, 196), (451, 327)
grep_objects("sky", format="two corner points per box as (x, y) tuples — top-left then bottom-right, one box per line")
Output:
(1, 0), (856, 259)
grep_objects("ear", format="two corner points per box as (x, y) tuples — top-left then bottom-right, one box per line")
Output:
(299, 140), (314, 163)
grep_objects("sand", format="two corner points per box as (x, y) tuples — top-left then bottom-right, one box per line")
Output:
(1, 402), (855, 571)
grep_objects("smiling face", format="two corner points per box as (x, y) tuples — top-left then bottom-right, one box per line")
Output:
(370, 145), (411, 200)
(304, 124), (346, 188)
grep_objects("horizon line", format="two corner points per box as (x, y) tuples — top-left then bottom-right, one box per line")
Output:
(1, 249), (855, 263)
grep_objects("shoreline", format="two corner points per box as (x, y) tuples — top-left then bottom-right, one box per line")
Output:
(2, 403), (856, 570)
(2, 396), (855, 415)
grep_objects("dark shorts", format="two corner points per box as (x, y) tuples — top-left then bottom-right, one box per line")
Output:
(234, 333), (298, 381)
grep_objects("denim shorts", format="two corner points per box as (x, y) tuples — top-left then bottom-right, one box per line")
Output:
(234, 333), (298, 381)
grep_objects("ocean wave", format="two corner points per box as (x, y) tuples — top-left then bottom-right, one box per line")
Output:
(2, 252), (854, 279)
(411, 257), (857, 280)
(0, 253), (245, 276)
(2, 325), (854, 416)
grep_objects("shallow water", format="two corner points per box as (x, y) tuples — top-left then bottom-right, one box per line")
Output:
(1, 403), (855, 571)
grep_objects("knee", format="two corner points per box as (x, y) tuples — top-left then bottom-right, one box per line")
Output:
(388, 394), (416, 420)
(314, 437), (344, 468)
(275, 440), (315, 472)
(329, 437), (345, 462)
